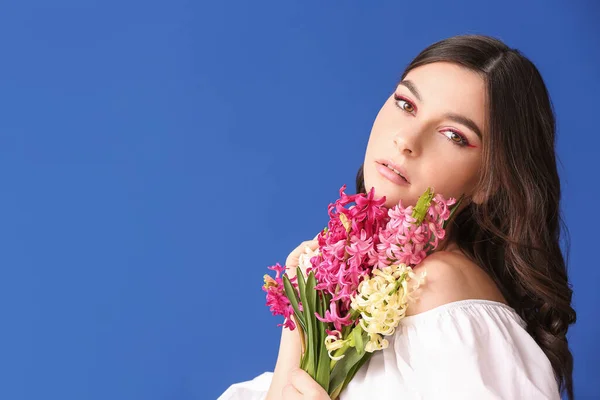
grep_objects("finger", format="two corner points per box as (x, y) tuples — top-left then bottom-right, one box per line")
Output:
(300, 239), (319, 248)
(289, 368), (324, 396)
(303, 239), (319, 251)
(286, 239), (320, 274)
(290, 240), (319, 261)
(282, 382), (303, 400)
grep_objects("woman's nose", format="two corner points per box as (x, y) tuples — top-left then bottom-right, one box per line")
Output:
(393, 130), (420, 156)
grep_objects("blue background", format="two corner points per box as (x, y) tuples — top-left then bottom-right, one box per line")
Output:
(0, 1), (598, 399)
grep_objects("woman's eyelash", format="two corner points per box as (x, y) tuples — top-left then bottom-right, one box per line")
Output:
(441, 129), (469, 147)
(393, 94), (417, 114)
(393, 94), (471, 148)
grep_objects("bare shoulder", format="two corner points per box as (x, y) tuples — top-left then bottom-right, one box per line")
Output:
(405, 250), (507, 317)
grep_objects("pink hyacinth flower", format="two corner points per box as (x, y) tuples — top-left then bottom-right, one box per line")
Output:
(263, 263), (297, 330)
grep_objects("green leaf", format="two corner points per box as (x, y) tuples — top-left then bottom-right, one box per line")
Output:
(315, 291), (330, 392)
(351, 325), (365, 357)
(306, 271), (319, 377)
(282, 275), (306, 332)
(412, 187), (434, 225)
(339, 351), (373, 396)
(312, 281), (322, 363)
(328, 346), (365, 399)
(306, 272), (317, 320)
(297, 268), (316, 377)
(296, 267), (306, 291)
(329, 350), (372, 399)
(329, 340), (351, 371)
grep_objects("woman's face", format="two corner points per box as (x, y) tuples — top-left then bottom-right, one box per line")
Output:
(363, 61), (487, 208)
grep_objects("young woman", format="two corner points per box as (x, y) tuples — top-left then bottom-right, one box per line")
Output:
(219, 34), (576, 400)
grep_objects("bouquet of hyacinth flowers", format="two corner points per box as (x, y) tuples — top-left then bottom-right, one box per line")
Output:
(262, 185), (462, 399)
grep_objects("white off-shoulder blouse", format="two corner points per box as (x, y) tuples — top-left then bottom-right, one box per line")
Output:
(218, 300), (560, 400)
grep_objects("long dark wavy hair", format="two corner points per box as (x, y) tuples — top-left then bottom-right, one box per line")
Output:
(356, 34), (576, 399)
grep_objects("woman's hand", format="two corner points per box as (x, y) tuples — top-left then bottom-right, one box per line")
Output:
(279, 237), (330, 399)
(282, 368), (331, 400)
(285, 234), (320, 279)
(265, 234), (322, 400)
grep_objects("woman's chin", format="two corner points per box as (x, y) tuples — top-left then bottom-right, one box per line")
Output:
(384, 196), (406, 209)
(370, 188), (407, 209)
(366, 181), (412, 209)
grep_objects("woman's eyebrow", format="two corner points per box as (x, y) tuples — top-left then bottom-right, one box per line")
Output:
(397, 79), (483, 140)
(398, 80), (422, 102)
(444, 113), (483, 140)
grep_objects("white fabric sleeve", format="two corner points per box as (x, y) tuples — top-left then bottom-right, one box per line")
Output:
(216, 300), (560, 400)
(216, 372), (272, 400)
(342, 300), (561, 400)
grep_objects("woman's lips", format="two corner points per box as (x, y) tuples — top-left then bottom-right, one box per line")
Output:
(376, 163), (411, 186)
(377, 160), (410, 183)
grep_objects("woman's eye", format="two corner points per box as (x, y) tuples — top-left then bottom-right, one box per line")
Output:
(393, 93), (471, 148)
(401, 100), (415, 113)
(442, 129), (468, 147)
(394, 95), (415, 114)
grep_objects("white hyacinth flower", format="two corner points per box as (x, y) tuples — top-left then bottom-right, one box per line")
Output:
(351, 263), (426, 352)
